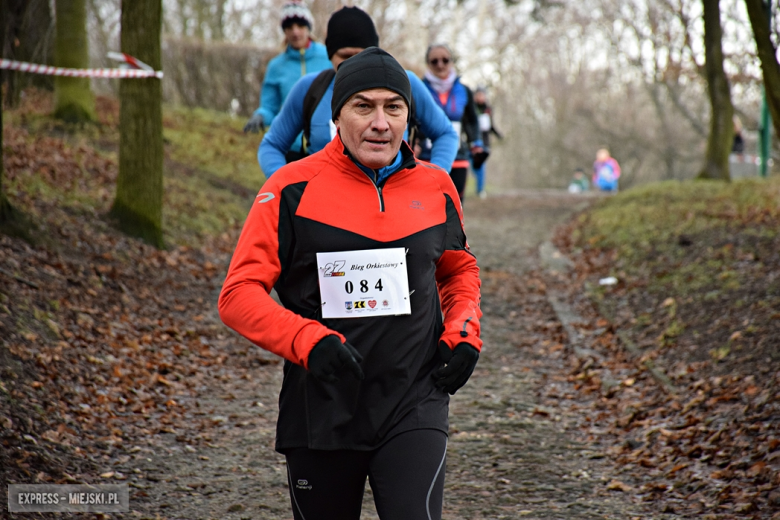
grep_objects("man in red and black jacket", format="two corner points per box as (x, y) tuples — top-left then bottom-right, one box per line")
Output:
(219, 47), (481, 520)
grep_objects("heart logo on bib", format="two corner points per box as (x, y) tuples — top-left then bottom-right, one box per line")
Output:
(368, 300), (377, 308)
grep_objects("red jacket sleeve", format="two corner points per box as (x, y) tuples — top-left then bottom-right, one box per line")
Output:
(217, 175), (345, 368)
(434, 174), (482, 352)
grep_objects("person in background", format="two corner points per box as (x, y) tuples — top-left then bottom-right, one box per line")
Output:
(244, 2), (331, 158)
(258, 6), (458, 177)
(418, 43), (483, 202)
(592, 148), (621, 192)
(732, 115), (745, 160)
(220, 47), (481, 520)
(472, 86), (502, 199)
(568, 167), (589, 193)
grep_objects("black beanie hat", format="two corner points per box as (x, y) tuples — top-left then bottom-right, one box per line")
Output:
(331, 47), (412, 122)
(325, 6), (379, 59)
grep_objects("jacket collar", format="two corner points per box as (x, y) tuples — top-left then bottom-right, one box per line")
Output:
(285, 40), (312, 57)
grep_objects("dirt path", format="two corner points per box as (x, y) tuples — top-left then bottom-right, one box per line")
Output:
(124, 191), (648, 520)
(440, 192), (643, 519)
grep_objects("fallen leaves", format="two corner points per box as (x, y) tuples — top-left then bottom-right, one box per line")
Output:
(549, 211), (780, 517)
(607, 479), (632, 492)
(0, 112), (253, 491)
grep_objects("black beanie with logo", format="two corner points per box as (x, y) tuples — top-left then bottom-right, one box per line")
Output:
(325, 6), (379, 59)
(331, 47), (411, 122)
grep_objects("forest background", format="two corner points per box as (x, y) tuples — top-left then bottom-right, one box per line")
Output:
(8, 0), (779, 191)
(2, 2), (779, 516)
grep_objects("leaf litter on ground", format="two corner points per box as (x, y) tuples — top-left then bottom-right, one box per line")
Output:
(1, 90), (267, 509)
(549, 180), (780, 518)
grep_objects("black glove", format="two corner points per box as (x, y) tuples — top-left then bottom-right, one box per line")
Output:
(307, 335), (364, 383)
(243, 113), (264, 133)
(471, 147), (490, 170)
(434, 342), (479, 394)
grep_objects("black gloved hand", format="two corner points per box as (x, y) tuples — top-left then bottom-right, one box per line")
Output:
(307, 335), (364, 383)
(434, 342), (479, 395)
(471, 147), (490, 170)
(243, 113), (265, 133)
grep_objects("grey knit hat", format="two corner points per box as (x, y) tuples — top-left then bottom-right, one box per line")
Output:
(281, 1), (314, 30)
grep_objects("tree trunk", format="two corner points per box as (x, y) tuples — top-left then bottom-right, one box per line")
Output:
(212, 0), (227, 41)
(699, 0), (733, 181)
(53, 0), (95, 122)
(176, 0), (190, 36)
(194, 0), (206, 40)
(110, 0), (164, 248)
(745, 0), (780, 140)
(5, 0), (55, 107)
(0, 0), (9, 221)
(0, 0), (29, 238)
(0, 86), (12, 225)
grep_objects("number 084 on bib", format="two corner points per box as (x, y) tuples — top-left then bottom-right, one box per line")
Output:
(316, 248), (412, 319)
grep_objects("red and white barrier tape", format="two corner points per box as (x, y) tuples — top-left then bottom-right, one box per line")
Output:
(0, 59), (163, 79)
(106, 52), (154, 72)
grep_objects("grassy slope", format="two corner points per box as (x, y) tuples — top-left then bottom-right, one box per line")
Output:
(162, 105), (264, 243)
(4, 90), (264, 247)
(567, 177), (780, 366)
(573, 179), (779, 292)
(554, 178), (780, 516)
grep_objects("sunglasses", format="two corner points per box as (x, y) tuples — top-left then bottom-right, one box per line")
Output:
(429, 57), (451, 66)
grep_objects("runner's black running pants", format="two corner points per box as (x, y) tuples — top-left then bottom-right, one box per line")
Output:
(285, 428), (447, 520)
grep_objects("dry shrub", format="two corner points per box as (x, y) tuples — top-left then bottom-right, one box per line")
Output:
(162, 37), (276, 116)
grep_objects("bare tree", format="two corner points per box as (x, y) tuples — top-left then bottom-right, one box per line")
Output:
(745, 0), (780, 139)
(110, 0), (164, 247)
(86, 0), (764, 189)
(0, 0), (11, 225)
(700, 0), (734, 180)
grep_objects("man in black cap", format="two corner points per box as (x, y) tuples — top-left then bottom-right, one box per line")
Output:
(258, 6), (459, 178)
(220, 47), (482, 520)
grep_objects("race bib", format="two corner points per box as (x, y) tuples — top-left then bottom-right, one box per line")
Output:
(316, 248), (412, 319)
(478, 113), (491, 132)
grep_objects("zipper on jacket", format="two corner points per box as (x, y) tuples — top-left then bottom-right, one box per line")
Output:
(364, 169), (385, 212)
(344, 144), (415, 213)
(376, 185), (385, 212)
(300, 48), (306, 76)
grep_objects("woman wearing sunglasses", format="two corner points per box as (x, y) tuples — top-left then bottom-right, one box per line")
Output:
(418, 44), (483, 202)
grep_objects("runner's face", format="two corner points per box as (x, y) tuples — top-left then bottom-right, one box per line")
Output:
(331, 47), (365, 69)
(284, 23), (310, 50)
(427, 47), (452, 79)
(335, 88), (408, 169)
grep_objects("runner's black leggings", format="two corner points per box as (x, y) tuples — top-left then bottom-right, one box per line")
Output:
(285, 429), (447, 520)
(450, 167), (467, 202)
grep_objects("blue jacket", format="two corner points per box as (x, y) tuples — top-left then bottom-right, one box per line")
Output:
(258, 70), (459, 177)
(419, 77), (482, 163)
(253, 41), (331, 150)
